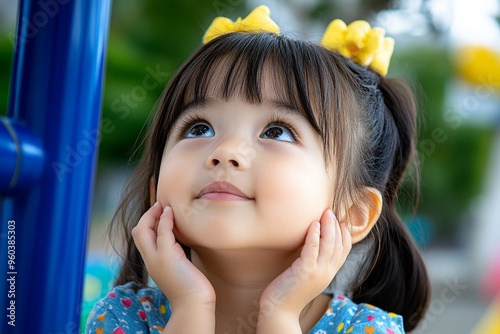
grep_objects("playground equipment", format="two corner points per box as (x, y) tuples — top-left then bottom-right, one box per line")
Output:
(0, 1), (111, 333)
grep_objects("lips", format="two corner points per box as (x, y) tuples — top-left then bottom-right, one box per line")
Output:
(196, 181), (251, 201)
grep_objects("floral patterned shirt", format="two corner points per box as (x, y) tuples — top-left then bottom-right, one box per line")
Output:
(85, 282), (405, 333)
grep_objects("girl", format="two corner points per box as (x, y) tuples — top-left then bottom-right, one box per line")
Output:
(86, 6), (430, 334)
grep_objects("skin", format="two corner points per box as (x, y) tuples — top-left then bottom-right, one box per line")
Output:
(132, 87), (381, 333)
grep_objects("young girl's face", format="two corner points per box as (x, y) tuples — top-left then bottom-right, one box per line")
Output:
(156, 78), (334, 252)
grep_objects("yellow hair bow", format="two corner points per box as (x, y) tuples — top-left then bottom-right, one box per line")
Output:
(202, 5), (280, 44)
(320, 19), (395, 76)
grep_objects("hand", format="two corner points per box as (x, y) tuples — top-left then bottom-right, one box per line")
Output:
(258, 210), (352, 324)
(132, 203), (216, 310)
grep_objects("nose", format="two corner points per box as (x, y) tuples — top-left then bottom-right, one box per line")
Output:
(205, 137), (253, 171)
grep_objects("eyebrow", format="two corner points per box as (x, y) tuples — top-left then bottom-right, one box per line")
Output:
(182, 97), (214, 112)
(266, 99), (299, 114)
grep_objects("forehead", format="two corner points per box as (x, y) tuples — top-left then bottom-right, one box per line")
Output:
(180, 53), (310, 123)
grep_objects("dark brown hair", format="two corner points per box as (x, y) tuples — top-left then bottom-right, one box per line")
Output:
(109, 32), (430, 331)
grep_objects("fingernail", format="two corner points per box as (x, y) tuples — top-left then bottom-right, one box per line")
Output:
(153, 201), (159, 207)
(163, 205), (170, 213)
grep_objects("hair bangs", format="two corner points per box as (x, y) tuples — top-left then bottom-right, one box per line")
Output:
(174, 33), (328, 133)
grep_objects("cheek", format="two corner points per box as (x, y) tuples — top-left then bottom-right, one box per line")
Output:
(156, 152), (190, 207)
(257, 159), (332, 239)
(284, 173), (330, 217)
(156, 150), (205, 242)
(156, 163), (190, 244)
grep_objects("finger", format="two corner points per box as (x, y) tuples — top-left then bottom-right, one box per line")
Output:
(132, 202), (163, 255)
(157, 205), (174, 233)
(329, 215), (351, 267)
(300, 221), (321, 263)
(331, 213), (344, 259)
(339, 220), (352, 256)
(318, 209), (336, 263)
(156, 206), (177, 250)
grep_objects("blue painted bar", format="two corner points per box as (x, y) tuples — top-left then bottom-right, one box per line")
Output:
(0, 116), (44, 195)
(0, 0), (111, 333)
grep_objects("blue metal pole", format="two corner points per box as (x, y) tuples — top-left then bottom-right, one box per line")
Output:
(0, 0), (111, 333)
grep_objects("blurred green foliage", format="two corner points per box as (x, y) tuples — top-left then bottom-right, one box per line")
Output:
(0, 37), (12, 116)
(391, 45), (494, 236)
(0, 1), (495, 239)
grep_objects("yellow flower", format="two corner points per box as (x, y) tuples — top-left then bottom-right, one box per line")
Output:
(203, 5), (280, 44)
(455, 45), (500, 90)
(320, 19), (394, 76)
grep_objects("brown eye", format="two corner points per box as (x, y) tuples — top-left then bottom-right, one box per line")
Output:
(185, 122), (214, 138)
(261, 125), (295, 142)
(264, 127), (283, 139)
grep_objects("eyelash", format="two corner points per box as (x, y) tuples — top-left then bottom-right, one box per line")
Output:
(174, 113), (300, 142)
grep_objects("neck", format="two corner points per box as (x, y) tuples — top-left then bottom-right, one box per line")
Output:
(192, 247), (299, 286)
(190, 247), (300, 333)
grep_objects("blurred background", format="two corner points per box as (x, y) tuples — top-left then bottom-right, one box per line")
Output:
(1, 0), (499, 332)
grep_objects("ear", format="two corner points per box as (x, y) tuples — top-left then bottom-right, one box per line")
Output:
(346, 187), (382, 244)
(149, 178), (157, 206)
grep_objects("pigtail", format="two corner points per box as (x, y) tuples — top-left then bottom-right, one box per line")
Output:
(378, 78), (419, 205)
(351, 77), (430, 331)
